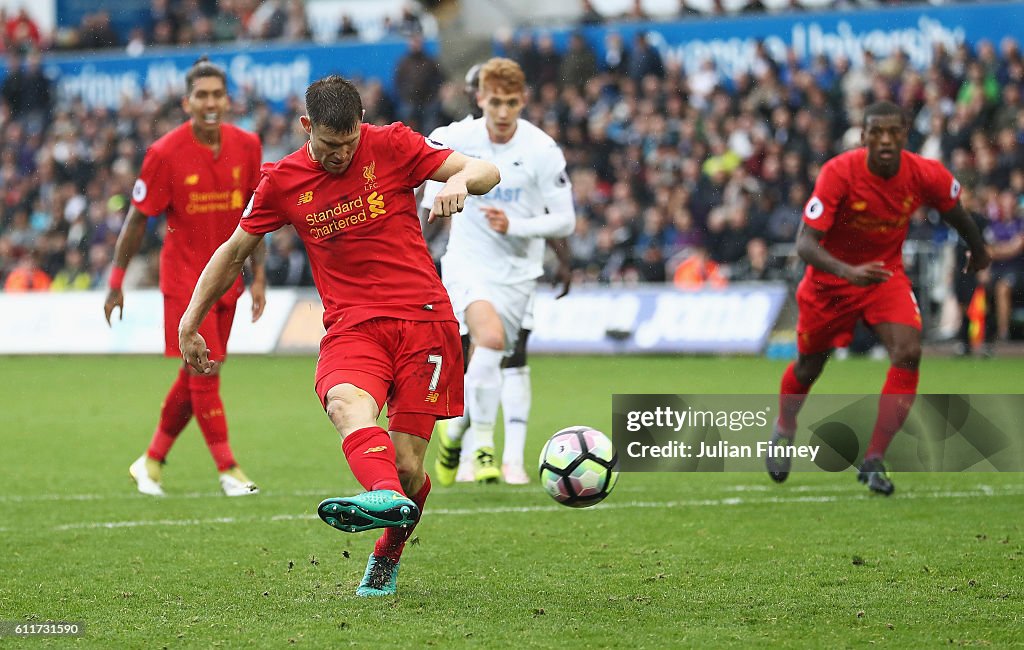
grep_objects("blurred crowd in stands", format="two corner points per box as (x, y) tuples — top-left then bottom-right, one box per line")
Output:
(0, 1), (428, 53)
(0, 0), (1021, 340)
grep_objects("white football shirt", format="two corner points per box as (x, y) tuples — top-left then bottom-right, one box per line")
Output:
(421, 117), (575, 285)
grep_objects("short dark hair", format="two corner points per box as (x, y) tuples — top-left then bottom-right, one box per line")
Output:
(864, 101), (906, 125)
(185, 56), (227, 94)
(305, 75), (363, 133)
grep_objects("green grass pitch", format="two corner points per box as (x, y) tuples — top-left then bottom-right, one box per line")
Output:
(1, 355), (1021, 648)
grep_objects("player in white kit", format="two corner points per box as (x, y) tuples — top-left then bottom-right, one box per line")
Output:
(420, 57), (576, 485)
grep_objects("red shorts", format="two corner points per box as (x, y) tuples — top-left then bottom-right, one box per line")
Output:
(796, 273), (921, 355)
(315, 318), (465, 439)
(163, 294), (239, 362)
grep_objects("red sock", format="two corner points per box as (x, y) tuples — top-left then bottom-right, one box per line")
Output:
(147, 366), (193, 462)
(189, 374), (236, 471)
(866, 366), (919, 460)
(778, 362), (811, 435)
(375, 474), (430, 562)
(340, 426), (403, 493)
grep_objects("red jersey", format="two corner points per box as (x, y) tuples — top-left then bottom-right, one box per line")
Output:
(802, 148), (960, 286)
(240, 122), (455, 332)
(132, 121), (262, 299)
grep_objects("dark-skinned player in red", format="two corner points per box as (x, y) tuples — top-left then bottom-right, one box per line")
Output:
(766, 101), (990, 495)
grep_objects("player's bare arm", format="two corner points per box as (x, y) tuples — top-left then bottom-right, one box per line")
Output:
(104, 205), (150, 325)
(796, 223), (891, 286)
(427, 151), (500, 222)
(179, 226), (263, 373)
(548, 238), (572, 299)
(247, 237), (268, 322)
(938, 202), (991, 273)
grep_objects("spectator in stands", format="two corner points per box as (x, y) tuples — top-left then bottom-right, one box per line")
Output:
(248, 0), (288, 40)
(394, 33), (444, 133)
(77, 11), (120, 50)
(337, 15), (359, 39)
(602, 31), (629, 76)
(507, 32), (540, 81)
(624, 0), (648, 21)
(559, 32), (597, 91)
(146, 0), (179, 42)
(51, 247), (92, 290)
(957, 60), (1000, 111)
(578, 0), (604, 25)
(4, 251), (50, 291)
(766, 182), (806, 244)
(673, 244), (726, 290)
(627, 31), (664, 81)
(5, 7), (42, 54)
(212, 0), (243, 42)
(533, 33), (563, 89)
(985, 189), (1024, 341)
(265, 228), (311, 286)
(397, 2), (424, 37)
(1, 51), (53, 130)
(731, 237), (784, 282)
(281, 0), (311, 41)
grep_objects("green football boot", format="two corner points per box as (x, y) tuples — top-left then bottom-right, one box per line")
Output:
(433, 421), (462, 487)
(356, 553), (400, 597)
(317, 490), (418, 533)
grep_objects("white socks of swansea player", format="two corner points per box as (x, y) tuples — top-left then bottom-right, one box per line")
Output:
(501, 366), (531, 468)
(465, 346), (504, 481)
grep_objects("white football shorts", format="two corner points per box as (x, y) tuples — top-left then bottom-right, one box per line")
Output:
(441, 265), (535, 354)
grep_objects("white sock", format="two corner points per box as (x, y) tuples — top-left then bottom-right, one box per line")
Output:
(465, 346), (503, 450)
(443, 412), (469, 444)
(459, 428), (475, 466)
(501, 366), (531, 466)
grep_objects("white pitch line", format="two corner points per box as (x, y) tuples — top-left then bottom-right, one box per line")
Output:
(2, 480), (1015, 504)
(26, 486), (1024, 533)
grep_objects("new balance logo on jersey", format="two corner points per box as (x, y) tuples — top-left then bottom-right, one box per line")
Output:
(297, 191), (314, 205)
(185, 174), (199, 185)
(425, 392), (439, 403)
(364, 446), (388, 454)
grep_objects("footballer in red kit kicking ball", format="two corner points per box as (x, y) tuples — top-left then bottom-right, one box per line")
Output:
(105, 57), (266, 498)
(177, 75), (500, 596)
(766, 101), (990, 495)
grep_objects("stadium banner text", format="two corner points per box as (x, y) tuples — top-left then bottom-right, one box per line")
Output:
(0, 289), (296, 355)
(3, 38), (437, 111)
(537, 1), (1024, 78)
(612, 394), (1024, 472)
(528, 285), (788, 354)
(0, 285), (786, 355)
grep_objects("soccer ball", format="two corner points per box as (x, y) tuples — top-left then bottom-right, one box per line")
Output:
(538, 426), (619, 508)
